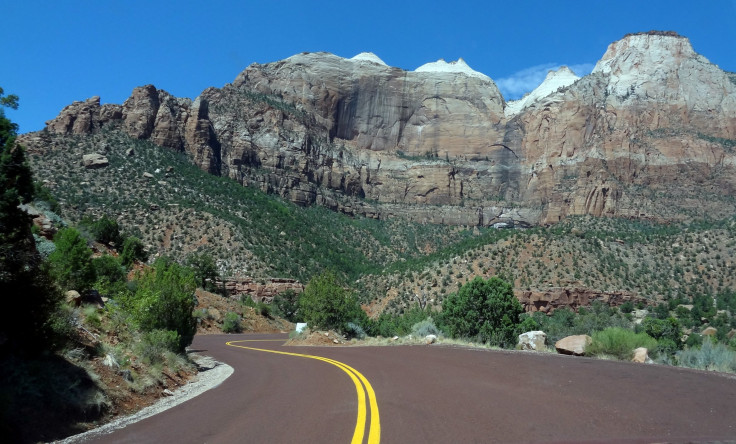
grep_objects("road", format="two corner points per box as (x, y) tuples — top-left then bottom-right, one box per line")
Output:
(86, 334), (736, 443)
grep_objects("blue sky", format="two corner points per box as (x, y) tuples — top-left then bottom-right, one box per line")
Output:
(3, 1), (735, 133)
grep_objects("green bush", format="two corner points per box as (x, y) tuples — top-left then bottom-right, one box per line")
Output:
(531, 303), (632, 344)
(120, 236), (147, 267)
(137, 329), (181, 364)
(48, 227), (96, 292)
(368, 305), (430, 337)
(92, 255), (126, 294)
(677, 340), (736, 373)
(222, 312), (242, 333)
(186, 252), (219, 291)
(84, 216), (123, 246)
(255, 302), (272, 318)
(121, 258), (197, 351)
(639, 317), (682, 355)
(298, 270), (366, 334)
(272, 289), (299, 322)
(620, 300), (634, 314)
(587, 327), (658, 360)
(439, 276), (522, 348)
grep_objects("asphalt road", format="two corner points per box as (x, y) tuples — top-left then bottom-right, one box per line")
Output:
(86, 334), (736, 443)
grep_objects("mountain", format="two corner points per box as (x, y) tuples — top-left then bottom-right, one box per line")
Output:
(33, 31), (736, 228)
(504, 66), (580, 117)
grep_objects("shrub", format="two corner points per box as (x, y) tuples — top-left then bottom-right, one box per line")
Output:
(222, 312), (242, 333)
(272, 289), (299, 322)
(587, 327), (658, 360)
(120, 236), (147, 267)
(240, 294), (256, 307)
(256, 302), (272, 318)
(639, 317), (682, 354)
(122, 258), (197, 351)
(345, 322), (367, 340)
(86, 216), (123, 246)
(92, 255), (126, 293)
(48, 227), (96, 292)
(439, 276), (522, 348)
(620, 300), (634, 314)
(137, 329), (181, 364)
(298, 270), (366, 334)
(677, 340), (736, 373)
(411, 317), (440, 337)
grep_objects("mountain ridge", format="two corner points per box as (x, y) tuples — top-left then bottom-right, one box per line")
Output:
(31, 31), (736, 227)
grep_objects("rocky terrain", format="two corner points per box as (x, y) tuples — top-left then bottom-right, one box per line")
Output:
(33, 31), (736, 228)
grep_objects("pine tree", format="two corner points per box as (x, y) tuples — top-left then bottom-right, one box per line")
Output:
(0, 88), (61, 354)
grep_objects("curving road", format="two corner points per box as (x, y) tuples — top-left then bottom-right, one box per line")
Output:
(84, 334), (736, 443)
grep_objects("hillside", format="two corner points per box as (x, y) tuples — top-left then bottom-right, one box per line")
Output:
(21, 125), (736, 319)
(22, 127), (482, 282)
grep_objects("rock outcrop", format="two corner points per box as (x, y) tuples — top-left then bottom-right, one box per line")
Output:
(218, 277), (304, 303)
(515, 287), (644, 313)
(41, 31), (736, 226)
(82, 153), (109, 169)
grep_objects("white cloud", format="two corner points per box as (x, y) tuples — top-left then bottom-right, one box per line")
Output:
(496, 62), (595, 100)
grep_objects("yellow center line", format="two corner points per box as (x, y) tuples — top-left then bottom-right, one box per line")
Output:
(226, 340), (381, 444)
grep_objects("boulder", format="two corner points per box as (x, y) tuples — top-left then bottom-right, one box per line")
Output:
(82, 153), (109, 169)
(65, 290), (82, 305)
(701, 326), (717, 336)
(208, 308), (221, 322)
(143, 172), (154, 179)
(517, 331), (547, 351)
(631, 347), (653, 364)
(727, 329), (736, 340)
(425, 334), (437, 345)
(555, 335), (592, 356)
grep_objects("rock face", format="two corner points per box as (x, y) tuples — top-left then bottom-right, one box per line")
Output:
(512, 31), (736, 224)
(42, 31), (736, 226)
(555, 335), (592, 356)
(218, 277), (304, 303)
(517, 331), (547, 351)
(515, 287), (644, 313)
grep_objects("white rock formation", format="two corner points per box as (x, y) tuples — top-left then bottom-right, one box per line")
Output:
(350, 52), (388, 66)
(415, 58), (492, 82)
(592, 32), (736, 111)
(505, 66), (579, 117)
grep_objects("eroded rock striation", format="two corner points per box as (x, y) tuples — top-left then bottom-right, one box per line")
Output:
(41, 31), (736, 226)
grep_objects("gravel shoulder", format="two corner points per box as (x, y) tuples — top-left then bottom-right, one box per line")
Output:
(53, 353), (234, 444)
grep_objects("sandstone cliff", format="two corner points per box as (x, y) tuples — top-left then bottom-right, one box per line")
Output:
(42, 31), (736, 226)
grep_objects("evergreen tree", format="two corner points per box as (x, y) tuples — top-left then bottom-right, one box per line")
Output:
(0, 88), (61, 354)
(48, 228), (96, 292)
(298, 270), (366, 333)
(440, 276), (523, 348)
(186, 252), (219, 291)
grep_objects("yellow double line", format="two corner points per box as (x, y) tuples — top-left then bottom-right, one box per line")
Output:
(226, 339), (380, 444)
